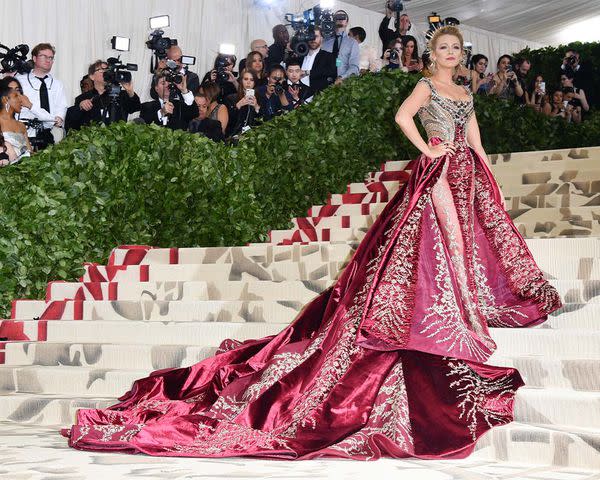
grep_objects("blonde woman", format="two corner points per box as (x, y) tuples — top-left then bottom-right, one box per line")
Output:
(64, 26), (562, 461)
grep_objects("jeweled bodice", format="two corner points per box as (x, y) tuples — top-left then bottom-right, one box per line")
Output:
(2, 131), (29, 159)
(417, 77), (474, 142)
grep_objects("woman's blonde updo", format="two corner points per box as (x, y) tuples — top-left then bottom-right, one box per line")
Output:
(422, 25), (464, 77)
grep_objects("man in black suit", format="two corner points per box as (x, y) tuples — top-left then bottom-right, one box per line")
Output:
(67, 59), (141, 131)
(300, 27), (337, 95)
(140, 72), (198, 130)
(150, 45), (200, 100)
(286, 57), (312, 107)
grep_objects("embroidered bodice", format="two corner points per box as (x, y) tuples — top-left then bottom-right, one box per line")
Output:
(417, 77), (474, 142)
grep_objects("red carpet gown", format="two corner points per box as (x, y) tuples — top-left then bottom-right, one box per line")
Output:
(63, 77), (562, 460)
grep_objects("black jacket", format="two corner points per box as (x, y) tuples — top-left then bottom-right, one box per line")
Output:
(140, 99), (198, 131)
(309, 50), (337, 94)
(67, 88), (141, 130)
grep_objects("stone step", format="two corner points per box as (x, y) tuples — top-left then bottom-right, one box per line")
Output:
(107, 243), (357, 267)
(0, 392), (114, 425)
(288, 206), (600, 232)
(487, 355), (600, 392)
(3, 317), (600, 356)
(488, 146), (600, 168)
(46, 279), (333, 302)
(5, 342), (600, 393)
(106, 238), (600, 267)
(474, 422), (600, 470)
(2, 342), (218, 370)
(8, 296), (599, 327)
(309, 193), (600, 218)
(0, 320), (287, 344)
(11, 300), (307, 323)
(0, 364), (597, 430)
(270, 221), (600, 244)
(41, 279), (600, 305)
(514, 387), (600, 430)
(79, 261), (346, 283)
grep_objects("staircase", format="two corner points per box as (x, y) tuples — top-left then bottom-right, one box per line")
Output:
(1, 146), (599, 470)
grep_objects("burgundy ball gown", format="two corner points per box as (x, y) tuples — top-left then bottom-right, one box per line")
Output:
(63, 76), (562, 460)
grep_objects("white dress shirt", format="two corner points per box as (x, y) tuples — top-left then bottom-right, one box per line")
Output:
(301, 48), (320, 87)
(359, 43), (382, 72)
(15, 72), (68, 130)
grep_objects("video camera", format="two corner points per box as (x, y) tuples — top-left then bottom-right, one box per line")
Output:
(146, 29), (177, 59)
(285, 5), (335, 57)
(103, 56), (138, 86)
(0, 44), (32, 74)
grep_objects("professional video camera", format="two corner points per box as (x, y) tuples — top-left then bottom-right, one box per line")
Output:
(22, 118), (48, 151)
(146, 29), (177, 59)
(285, 4), (335, 57)
(103, 56), (138, 87)
(0, 43), (32, 74)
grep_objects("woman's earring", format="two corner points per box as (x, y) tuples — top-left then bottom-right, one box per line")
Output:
(430, 59), (436, 72)
(4, 103), (8, 113)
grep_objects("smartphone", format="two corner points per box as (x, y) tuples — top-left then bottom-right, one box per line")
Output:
(539, 81), (545, 94)
(245, 88), (255, 98)
(563, 100), (569, 109)
(181, 55), (196, 66)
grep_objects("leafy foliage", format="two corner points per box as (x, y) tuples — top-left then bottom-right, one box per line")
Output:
(0, 69), (599, 316)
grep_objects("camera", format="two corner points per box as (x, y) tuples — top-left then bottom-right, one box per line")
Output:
(274, 80), (287, 95)
(163, 59), (183, 85)
(103, 56), (138, 86)
(215, 55), (232, 82)
(285, 5), (335, 57)
(146, 29), (177, 59)
(387, 0), (405, 12)
(566, 55), (577, 66)
(0, 43), (32, 74)
(389, 48), (400, 63)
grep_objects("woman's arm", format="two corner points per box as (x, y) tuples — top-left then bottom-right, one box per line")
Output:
(577, 89), (589, 112)
(217, 104), (229, 134)
(394, 82), (456, 159)
(394, 82), (433, 156)
(2, 141), (17, 163)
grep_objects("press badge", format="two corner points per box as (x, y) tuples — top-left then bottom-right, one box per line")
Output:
(336, 58), (342, 68)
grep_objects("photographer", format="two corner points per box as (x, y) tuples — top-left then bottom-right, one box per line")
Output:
(400, 35), (422, 74)
(322, 10), (360, 81)
(189, 93), (224, 142)
(561, 49), (594, 106)
(542, 89), (578, 123)
(378, 5), (414, 56)
(244, 51), (267, 86)
(382, 38), (407, 71)
(15, 43), (67, 149)
(202, 54), (238, 103)
(225, 69), (261, 136)
(488, 54), (523, 101)
(151, 45), (200, 101)
(526, 74), (547, 112)
(300, 27), (337, 95)
(140, 71), (197, 131)
(257, 65), (293, 122)
(68, 60), (141, 130)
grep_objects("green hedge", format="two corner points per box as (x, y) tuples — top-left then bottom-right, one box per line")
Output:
(0, 70), (599, 317)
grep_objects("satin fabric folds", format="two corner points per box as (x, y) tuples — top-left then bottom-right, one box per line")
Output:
(63, 133), (562, 460)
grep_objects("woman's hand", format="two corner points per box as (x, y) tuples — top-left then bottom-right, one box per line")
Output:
(427, 139), (456, 159)
(236, 97), (250, 109)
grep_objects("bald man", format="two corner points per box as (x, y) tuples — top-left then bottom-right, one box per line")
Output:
(239, 39), (270, 72)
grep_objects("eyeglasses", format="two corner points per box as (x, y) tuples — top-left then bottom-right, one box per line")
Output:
(95, 68), (108, 73)
(256, 45), (268, 49)
(37, 54), (55, 61)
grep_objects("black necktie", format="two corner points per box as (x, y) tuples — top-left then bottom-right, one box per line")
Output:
(332, 34), (341, 58)
(37, 76), (50, 113)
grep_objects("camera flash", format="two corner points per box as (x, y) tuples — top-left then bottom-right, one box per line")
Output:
(320, 0), (335, 8)
(219, 43), (236, 55)
(111, 36), (130, 52)
(149, 15), (170, 29)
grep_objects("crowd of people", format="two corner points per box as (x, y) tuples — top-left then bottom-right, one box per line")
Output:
(0, 3), (596, 165)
